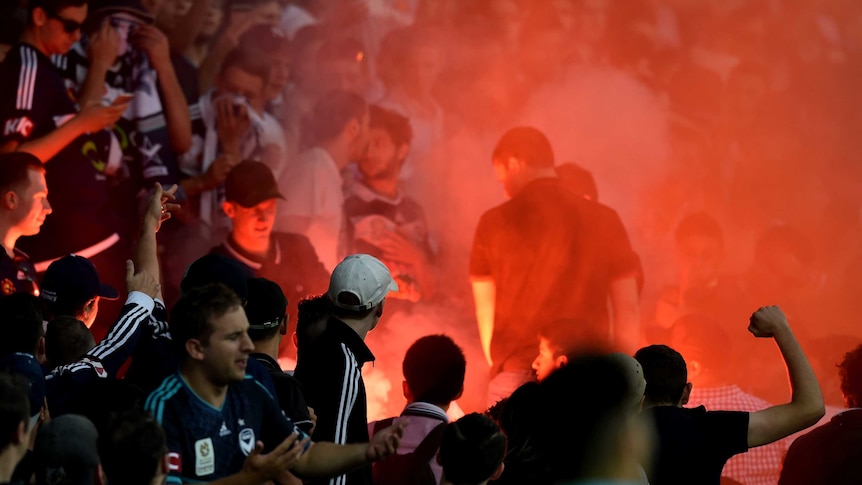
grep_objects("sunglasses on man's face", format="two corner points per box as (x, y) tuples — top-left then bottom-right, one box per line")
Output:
(46, 11), (83, 34)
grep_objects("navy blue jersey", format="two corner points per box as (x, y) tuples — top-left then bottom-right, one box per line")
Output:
(0, 248), (37, 296)
(146, 373), (296, 484)
(0, 43), (120, 261)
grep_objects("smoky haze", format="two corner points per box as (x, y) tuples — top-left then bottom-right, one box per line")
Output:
(293, 0), (862, 418)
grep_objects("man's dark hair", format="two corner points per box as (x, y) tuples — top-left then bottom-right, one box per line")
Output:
(295, 294), (328, 359)
(219, 48), (270, 84)
(245, 278), (287, 343)
(27, 0), (87, 16)
(439, 413), (506, 485)
(492, 126), (554, 168)
(536, 354), (633, 481)
(0, 152), (43, 195)
(675, 212), (724, 247)
(45, 316), (94, 369)
(369, 105), (412, 148)
(635, 344), (688, 405)
(305, 90), (367, 147)
(839, 344), (862, 408)
(403, 335), (466, 405)
(492, 381), (547, 484)
(0, 292), (44, 358)
(538, 319), (610, 358)
(98, 410), (167, 485)
(170, 284), (242, 357)
(0, 373), (29, 451)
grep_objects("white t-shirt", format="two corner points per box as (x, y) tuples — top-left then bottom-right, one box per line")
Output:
(275, 147), (344, 271)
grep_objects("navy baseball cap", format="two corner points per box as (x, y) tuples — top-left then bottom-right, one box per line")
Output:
(0, 352), (46, 418)
(40, 255), (119, 308)
(181, 254), (251, 301)
(245, 278), (287, 331)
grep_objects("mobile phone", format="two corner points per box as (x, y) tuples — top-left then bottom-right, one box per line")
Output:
(113, 93), (134, 104)
(294, 429), (311, 453)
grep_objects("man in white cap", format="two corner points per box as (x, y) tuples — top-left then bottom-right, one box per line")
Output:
(294, 254), (398, 485)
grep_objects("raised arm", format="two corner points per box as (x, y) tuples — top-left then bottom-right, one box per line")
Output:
(746, 306), (825, 447)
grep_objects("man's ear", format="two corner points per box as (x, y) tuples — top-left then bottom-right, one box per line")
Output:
(396, 143), (410, 164)
(3, 190), (16, 210)
(680, 382), (693, 406)
(555, 354), (568, 370)
(222, 201), (236, 218)
(279, 316), (289, 336)
(490, 462), (505, 480)
(13, 420), (26, 445)
(291, 332), (299, 349)
(186, 338), (206, 360)
(32, 7), (48, 28)
(402, 380), (411, 401)
(160, 453), (170, 474)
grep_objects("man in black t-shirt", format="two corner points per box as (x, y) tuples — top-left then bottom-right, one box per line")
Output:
(0, 153), (50, 296)
(635, 306), (824, 485)
(470, 126), (641, 406)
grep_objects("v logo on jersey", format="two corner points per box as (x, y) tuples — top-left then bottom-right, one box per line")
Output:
(238, 428), (255, 456)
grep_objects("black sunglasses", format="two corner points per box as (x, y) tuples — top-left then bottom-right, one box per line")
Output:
(46, 11), (83, 34)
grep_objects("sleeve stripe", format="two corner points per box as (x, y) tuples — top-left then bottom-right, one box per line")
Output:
(89, 305), (148, 360)
(334, 344), (359, 446)
(17, 47), (37, 111)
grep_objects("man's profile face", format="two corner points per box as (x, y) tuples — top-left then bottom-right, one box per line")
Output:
(359, 127), (404, 181)
(199, 306), (255, 385)
(225, 199), (277, 245)
(38, 5), (87, 55)
(12, 169), (51, 237)
(532, 337), (562, 382)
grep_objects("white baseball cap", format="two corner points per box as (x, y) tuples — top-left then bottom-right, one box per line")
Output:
(328, 254), (399, 311)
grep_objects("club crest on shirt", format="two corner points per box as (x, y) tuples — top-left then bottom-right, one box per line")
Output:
(239, 428), (255, 456)
(1, 278), (14, 295)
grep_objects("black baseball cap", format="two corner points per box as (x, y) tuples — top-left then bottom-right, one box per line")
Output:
(224, 161), (284, 208)
(40, 255), (119, 308)
(181, 254), (251, 301)
(245, 278), (287, 332)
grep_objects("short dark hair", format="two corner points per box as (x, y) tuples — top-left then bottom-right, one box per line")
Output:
(403, 335), (466, 405)
(295, 294), (328, 358)
(305, 90), (367, 147)
(219, 48), (270, 84)
(538, 319), (610, 358)
(536, 354), (633, 481)
(0, 373), (29, 451)
(492, 126), (554, 168)
(45, 316), (94, 369)
(839, 344), (862, 408)
(328, 292), (376, 321)
(635, 344), (688, 405)
(28, 0), (87, 16)
(98, 410), (167, 485)
(439, 413), (506, 485)
(0, 152), (43, 195)
(675, 212), (723, 246)
(369, 105), (412, 148)
(0, 292), (44, 357)
(170, 284), (242, 357)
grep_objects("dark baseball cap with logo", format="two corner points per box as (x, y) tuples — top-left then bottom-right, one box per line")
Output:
(40, 255), (119, 309)
(224, 161), (285, 208)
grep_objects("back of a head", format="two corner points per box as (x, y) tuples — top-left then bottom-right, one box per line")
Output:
(539, 319), (612, 358)
(98, 410), (167, 485)
(45, 316), (94, 369)
(181, 254), (250, 301)
(839, 344), (862, 408)
(245, 277), (287, 342)
(35, 414), (99, 485)
(635, 345), (688, 406)
(0, 151), (42, 194)
(295, 294), (329, 355)
(170, 284), (242, 358)
(439, 413), (506, 485)
(327, 254), (398, 321)
(536, 354), (634, 481)
(495, 381), (541, 465)
(492, 126), (554, 168)
(403, 335), (466, 405)
(0, 292), (44, 357)
(0, 373), (30, 452)
(555, 162), (599, 201)
(306, 90), (367, 147)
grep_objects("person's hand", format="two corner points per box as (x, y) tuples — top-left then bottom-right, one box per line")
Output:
(222, 9), (260, 46)
(365, 419), (407, 462)
(378, 230), (426, 266)
(145, 182), (180, 232)
(306, 406), (317, 436)
(202, 153), (240, 188)
(748, 305), (790, 338)
(88, 18), (120, 70)
(132, 24), (171, 71)
(214, 95), (250, 157)
(75, 98), (129, 133)
(125, 260), (160, 298)
(241, 435), (308, 482)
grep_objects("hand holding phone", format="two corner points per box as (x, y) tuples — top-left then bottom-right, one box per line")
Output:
(113, 93), (134, 105)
